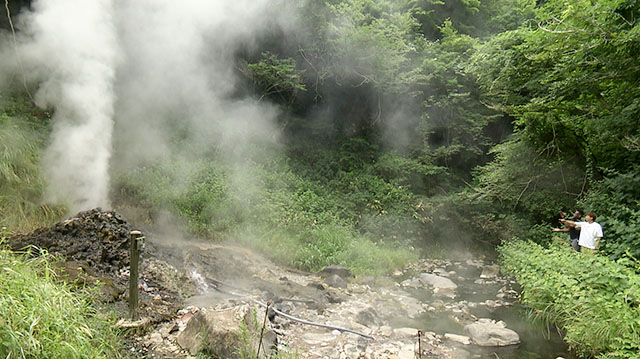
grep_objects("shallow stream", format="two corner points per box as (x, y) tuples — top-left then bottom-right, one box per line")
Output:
(402, 260), (575, 359)
(147, 239), (578, 359)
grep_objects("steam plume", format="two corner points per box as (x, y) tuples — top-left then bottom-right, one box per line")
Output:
(19, 0), (120, 211)
(2, 0), (290, 212)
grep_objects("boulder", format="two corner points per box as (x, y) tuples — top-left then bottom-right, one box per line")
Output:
(177, 304), (276, 358)
(419, 273), (457, 290)
(419, 273), (457, 298)
(320, 265), (354, 279)
(480, 264), (500, 279)
(324, 274), (348, 288)
(398, 344), (416, 359)
(355, 306), (382, 326)
(463, 319), (520, 346)
(444, 333), (471, 345)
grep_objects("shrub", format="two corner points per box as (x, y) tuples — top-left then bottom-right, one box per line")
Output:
(116, 151), (421, 275)
(499, 240), (640, 358)
(579, 168), (640, 260)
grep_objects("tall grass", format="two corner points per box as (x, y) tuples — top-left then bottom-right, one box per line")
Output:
(0, 92), (66, 231)
(234, 222), (418, 276)
(115, 154), (420, 275)
(0, 244), (123, 359)
(499, 240), (640, 358)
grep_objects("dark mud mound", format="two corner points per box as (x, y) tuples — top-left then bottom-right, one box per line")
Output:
(8, 208), (133, 276)
(7, 209), (188, 324)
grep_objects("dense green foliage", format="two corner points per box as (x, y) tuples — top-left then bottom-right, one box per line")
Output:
(115, 153), (420, 275)
(0, 240), (122, 359)
(470, 0), (640, 245)
(577, 169), (640, 258)
(499, 240), (640, 358)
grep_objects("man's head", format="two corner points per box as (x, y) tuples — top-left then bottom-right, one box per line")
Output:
(585, 212), (597, 222)
(573, 210), (583, 219)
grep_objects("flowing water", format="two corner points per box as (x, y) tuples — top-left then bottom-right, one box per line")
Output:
(406, 260), (575, 359)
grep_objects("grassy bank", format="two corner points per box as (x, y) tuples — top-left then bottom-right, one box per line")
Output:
(0, 235), (122, 358)
(0, 92), (66, 231)
(498, 240), (640, 358)
(115, 154), (420, 275)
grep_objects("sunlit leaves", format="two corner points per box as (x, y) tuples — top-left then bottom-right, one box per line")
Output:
(247, 51), (306, 104)
(325, 0), (424, 92)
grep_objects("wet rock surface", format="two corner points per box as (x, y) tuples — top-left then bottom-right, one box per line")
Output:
(137, 241), (530, 359)
(464, 319), (520, 346)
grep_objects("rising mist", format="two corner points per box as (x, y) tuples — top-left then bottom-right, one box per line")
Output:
(1, 0), (296, 212)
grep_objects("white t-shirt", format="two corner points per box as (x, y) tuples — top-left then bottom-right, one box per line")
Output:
(575, 221), (604, 249)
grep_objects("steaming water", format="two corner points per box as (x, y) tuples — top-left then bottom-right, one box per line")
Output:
(186, 266), (209, 294)
(402, 263), (575, 359)
(186, 254), (573, 358)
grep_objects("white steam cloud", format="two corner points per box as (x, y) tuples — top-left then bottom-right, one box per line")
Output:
(2, 0), (292, 213)
(18, 0), (120, 211)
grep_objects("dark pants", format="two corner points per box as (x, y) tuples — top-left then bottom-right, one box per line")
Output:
(570, 238), (580, 252)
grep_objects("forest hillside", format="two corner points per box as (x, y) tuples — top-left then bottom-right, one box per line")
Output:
(1, 0), (639, 358)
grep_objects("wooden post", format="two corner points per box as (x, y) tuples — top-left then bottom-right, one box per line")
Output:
(129, 230), (143, 321)
(256, 301), (271, 359)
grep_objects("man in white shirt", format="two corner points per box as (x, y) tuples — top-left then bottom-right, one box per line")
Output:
(560, 212), (603, 253)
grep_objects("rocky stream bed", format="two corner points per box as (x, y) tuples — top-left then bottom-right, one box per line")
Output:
(7, 209), (571, 359)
